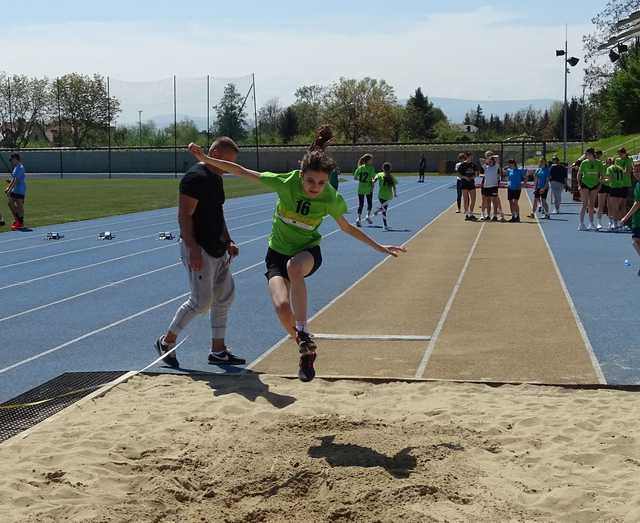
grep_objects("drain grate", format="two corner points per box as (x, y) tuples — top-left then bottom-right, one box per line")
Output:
(0, 371), (126, 443)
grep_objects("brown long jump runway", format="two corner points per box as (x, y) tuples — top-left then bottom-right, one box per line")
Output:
(252, 192), (603, 384)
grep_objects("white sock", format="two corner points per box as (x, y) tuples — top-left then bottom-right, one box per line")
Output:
(296, 321), (307, 333)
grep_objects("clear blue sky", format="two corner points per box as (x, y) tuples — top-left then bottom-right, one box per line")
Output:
(13, 0), (606, 28)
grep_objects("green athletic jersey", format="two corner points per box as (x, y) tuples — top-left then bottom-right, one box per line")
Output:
(615, 157), (634, 187)
(579, 160), (604, 188)
(607, 165), (626, 189)
(354, 164), (376, 195)
(634, 182), (640, 229)
(259, 171), (348, 256)
(374, 172), (397, 201)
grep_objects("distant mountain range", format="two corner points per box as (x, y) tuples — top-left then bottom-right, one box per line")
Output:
(430, 98), (559, 123)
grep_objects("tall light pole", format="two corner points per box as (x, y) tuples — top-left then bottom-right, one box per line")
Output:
(138, 110), (143, 146)
(556, 26), (580, 164)
(580, 83), (587, 155)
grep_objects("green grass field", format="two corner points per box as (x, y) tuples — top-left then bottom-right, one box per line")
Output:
(0, 178), (271, 230)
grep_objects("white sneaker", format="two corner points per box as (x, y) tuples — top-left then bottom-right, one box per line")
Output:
(366, 216), (373, 224)
(596, 223), (603, 230)
(578, 223), (587, 231)
(552, 209), (558, 215)
(609, 222), (615, 231)
(587, 223), (594, 231)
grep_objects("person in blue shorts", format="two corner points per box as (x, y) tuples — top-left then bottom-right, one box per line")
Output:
(5, 153), (26, 230)
(530, 158), (550, 219)
(506, 159), (525, 222)
(621, 166), (640, 276)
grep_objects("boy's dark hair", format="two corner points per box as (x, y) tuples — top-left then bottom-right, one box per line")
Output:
(300, 125), (336, 174)
(9, 153), (20, 161)
(210, 136), (239, 154)
(585, 148), (596, 156)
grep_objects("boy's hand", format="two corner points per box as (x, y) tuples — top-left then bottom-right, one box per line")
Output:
(379, 245), (407, 258)
(188, 143), (205, 160)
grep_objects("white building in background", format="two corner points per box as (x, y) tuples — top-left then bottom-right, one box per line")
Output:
(453, 123), (479, 134)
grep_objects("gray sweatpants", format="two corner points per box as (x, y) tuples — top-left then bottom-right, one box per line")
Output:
(168, 242), (235, 340)
(550, 181), (564, 210)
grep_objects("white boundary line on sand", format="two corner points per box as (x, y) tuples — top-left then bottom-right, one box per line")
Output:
(525, 192), (607, 384)
(247, 193), (455, 371)
(413, 223), (485, 378)
(313, 334), (431, 341)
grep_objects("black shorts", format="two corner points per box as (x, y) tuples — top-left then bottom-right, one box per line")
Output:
(460, 179), (476, 191)
(507, 189), (521, 201)
(481, 187), (499, 197)
(599, 185), (610, 194)
(8, 192), (25, 200)
(264, 246), (322, 281)
(610, 187), (629, 199)
(534, 188), (549, 199)
(580, 183), (599, 192)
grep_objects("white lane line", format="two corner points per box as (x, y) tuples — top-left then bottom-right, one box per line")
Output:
(525, 192), (607, 384)
(247, 187), (454, 371)
(414, 223), (485, 378)
(0, 232), (277, 321)
(0, 261), (264, 376)
(0, 191), (280, 246)
(0, 182), (447, 374)
(0, 204), (276, 255)
(313, 334), (431, 341)
(0, 182), (406, 282)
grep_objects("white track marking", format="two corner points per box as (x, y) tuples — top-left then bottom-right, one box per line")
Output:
(0, 182), (449, 374)
(414, 223), (485, 378)
(247, 187), (454, 371)
(0, 261), (264, 375)
(525, 192), (606, 384)
(313, 334), (431, 341)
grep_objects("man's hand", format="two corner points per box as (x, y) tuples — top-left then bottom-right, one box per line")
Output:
(378, 245), (407, 258)
(227, 242), (239, 263)
(188, 246), (203, 272)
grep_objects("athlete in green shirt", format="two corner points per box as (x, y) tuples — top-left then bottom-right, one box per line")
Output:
(607, 162), (628, 230)
(354, 154), (376, 227)
(596, 158), (613, 230)
(373, 163), (398, 231)
(621, 167), (640, 276)
(577, 149), (604, 230)
(187, 127), (406, 382)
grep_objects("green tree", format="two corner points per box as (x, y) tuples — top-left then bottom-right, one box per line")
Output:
(258, 98), (283, 143)
(0, 73), (51, 148)
(291, 85), (325, 137)
(278, 106), (298, 143)
(214, 83), (247, 141)
(404, 87), (445, 140)
(54, 73), (120, 147)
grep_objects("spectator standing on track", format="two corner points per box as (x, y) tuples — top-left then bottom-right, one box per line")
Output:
(5, 153), (26, 230)
(615, 147), (634, 230)
(480, 153), (501, 221)
(457, 153), (479, 221)
(506, 160), (525, 223)
(607, 158), (627, 231)
(621, 165), (640, 276)
(354, 154), (376, 227)
(577, 148), (603, 231)
(187, 126), (406, 382)
(373, 162), (398, 231)
(549, 155), (568, 214)
(530, 158), (550, 219)
(154, 137), (246, 369)
(418, 155), (426, 183)
(596, 158), (613, 230)
(454, 153), (466, 213)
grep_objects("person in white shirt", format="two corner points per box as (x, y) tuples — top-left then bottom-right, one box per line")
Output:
(480, 153), (502, 221)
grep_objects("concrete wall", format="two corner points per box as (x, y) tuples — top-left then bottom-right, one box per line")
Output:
(5, 143), (552, 175)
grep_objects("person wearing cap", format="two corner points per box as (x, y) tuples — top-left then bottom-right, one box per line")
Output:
(615, 147), (634, 229)
(577, 148), (604, 230)
(549, 155), (568, 214)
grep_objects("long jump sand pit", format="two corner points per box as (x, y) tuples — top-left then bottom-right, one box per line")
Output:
(2, 373), (639, 522)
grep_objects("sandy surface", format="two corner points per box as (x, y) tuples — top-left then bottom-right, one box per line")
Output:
(1, 374), (639, 523)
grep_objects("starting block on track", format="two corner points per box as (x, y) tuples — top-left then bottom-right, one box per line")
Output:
(158, 232), (175, 240)
(46, 232), (64, 240)
(97, 231), (115, 240)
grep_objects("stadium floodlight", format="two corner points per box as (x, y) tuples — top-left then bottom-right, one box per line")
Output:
(618, 43), (629, 53)
(567, 57), (580, 67)
(610, 49), (621, 62)
(556, 49), (566, 56)
(556, 26), (582, 164)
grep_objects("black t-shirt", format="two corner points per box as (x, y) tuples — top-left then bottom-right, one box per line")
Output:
(457, 161), (478, 180)
(179, 163), (228, 258)
(549, 164), (567, 184)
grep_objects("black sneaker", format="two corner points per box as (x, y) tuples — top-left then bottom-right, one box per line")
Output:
(296, 330), (317, 382)
(464, 215), (470, 221)
(468, 215), (478, 221)
(491, 216), (498, 222)
(154, 336), (179, 368)
(208, 349), (246, 365)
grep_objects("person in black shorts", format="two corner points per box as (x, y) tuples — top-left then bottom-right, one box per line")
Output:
(457, 153), (479, 221)
(454, 153), (466, 213)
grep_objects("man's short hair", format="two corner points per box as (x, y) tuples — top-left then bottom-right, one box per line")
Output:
(209, 137), (239, 155)
(9, 153), (20, 161)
